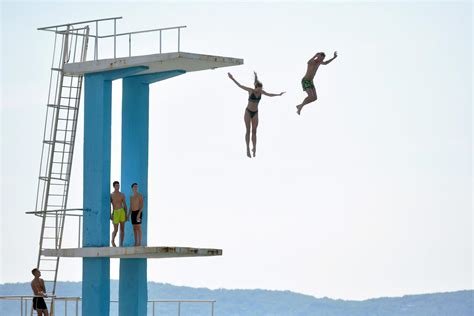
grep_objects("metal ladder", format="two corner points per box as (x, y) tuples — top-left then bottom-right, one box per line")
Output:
(32, 25), (89, 315)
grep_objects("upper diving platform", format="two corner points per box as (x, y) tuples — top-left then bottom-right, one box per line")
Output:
(63, 52), (243, 76)
(38, 16), (243, 77)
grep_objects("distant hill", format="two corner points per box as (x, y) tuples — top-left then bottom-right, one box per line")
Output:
(0, 281), (472, 315)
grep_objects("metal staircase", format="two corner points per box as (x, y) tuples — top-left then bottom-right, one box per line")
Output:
(31, 24), (89, 314)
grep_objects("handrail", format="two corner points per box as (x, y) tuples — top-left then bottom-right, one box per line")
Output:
(0, 296), (215, 316)
(100, 25), (187, 38)
(25, 208), (89, 216)
(38, 17), (185, 60)
(37, 17), (122, 31)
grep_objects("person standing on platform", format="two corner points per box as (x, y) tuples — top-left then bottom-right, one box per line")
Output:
(110, 181), (128, 247)
(228, 71), (285, 158)
(31, 268), (49, 316)
(296, 51), (338, 115)
(130, 182), (144, 246)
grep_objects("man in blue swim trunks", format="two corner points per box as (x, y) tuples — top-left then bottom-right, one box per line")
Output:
(297, 51), (338, 115)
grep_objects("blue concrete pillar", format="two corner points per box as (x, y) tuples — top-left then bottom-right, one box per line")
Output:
(82, 67), (147, 316)
(119, 70), (184, 316)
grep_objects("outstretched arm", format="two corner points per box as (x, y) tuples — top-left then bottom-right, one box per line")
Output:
(228, 73), (253, 92)
(322, 51), (338, 65)
(262, 90), (285, 97)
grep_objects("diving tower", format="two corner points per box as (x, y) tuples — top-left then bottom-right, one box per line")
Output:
(30, 16), (242, 316)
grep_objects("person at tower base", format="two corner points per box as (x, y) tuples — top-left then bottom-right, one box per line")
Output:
(110, 181), (128, 247)
(31, 268), (49, 316)
(228, 71), (285, 158)
(130, 182), (144, 246)
(296, 51), (338, 115)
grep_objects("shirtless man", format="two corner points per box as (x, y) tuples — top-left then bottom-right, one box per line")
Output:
(296, 51), (338, 115)
(110, 181), (128, 247)
(129, 183), (144, 246)
(31, 268), (49, 316)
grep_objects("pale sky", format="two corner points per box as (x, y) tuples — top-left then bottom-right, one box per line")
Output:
(1, 1), (472, 300)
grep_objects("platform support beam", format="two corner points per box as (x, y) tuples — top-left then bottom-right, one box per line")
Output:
(82, 67), (147, 316)
(119, 70), (184, 316)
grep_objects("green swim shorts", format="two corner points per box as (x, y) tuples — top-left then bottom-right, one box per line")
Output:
(301, 78), (315, 90)
(113, 208), (126, 224)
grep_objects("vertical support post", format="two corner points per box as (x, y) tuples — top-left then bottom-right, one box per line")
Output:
(178, 28), (180, 52)
(114, 19), (117, 59)
(129, 34), (131, 57)
(78, 216), (81, 248)
(118, 76), (149, 316)
(117, 70), (183, 316)
(159, 30), (162, 54)
(82, 66), (147, 316)
(95, 21), (98, 60)
(82, 72), (112, 316)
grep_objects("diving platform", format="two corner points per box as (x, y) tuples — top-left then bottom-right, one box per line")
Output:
(63, 52), (243, 76)
(42, 246), (222, 259)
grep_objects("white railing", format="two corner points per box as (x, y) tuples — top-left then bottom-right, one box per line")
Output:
(38, 17), (186, 62)
(26, 208), (85, 249)
(0, 295), (80, 316)
(0, 295), (216, 316)
(111, 299), (216, 316)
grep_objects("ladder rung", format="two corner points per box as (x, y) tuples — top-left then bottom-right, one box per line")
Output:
(57, 118), (75, 121)
(40, 176), (67, 182)
(60, 96), (78, 99)
(39, 269), (57, 272)
(44, 140), (73, 145)
(51, 67), (63, 72)
(42, 237), (57, 240)
(47, 104), (78, 110)
(40, 259), (58, 261)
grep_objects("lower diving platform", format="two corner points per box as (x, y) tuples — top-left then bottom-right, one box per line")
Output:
(42, 246), (222, 259)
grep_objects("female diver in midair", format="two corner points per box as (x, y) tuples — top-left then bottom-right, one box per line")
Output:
(228, 72), (285, 158)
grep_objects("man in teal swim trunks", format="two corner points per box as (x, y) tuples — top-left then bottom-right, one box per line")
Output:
(110, 181), (128, 247)
(297, 51), (338, 115)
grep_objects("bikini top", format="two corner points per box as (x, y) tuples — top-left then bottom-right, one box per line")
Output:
(248, 92), (262, 103)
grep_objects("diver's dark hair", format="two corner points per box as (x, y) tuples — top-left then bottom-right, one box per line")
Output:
(32, 268), (39, 275)
(254, 71), (262, 88)
(131, 183), (138, 188)
(319, 52), (326, 58)
(113, 181), (119, 187)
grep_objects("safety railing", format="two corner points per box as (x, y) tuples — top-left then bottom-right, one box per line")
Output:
(0, 296), (215, 316)
(111, 299), (215, 316)
(0, 295), (80, 316)
(38, 17), (186, 62)
(25, 208), (86, 249)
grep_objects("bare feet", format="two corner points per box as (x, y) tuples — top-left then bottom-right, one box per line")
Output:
(252, 148), (256, 157)
(296, 104), (303, 115)
(247, 148), (251, 158)
(112, 241), (116, 247)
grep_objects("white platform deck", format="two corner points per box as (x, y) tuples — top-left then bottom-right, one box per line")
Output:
(63, 51), (243, 76)
(42, 246), (222, 259)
